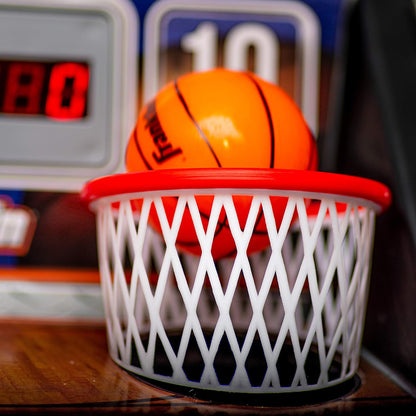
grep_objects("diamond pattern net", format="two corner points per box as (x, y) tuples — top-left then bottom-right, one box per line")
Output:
(96, 190), (375, 393)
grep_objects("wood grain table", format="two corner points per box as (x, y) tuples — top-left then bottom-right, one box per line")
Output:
(0, 319), (415, 415)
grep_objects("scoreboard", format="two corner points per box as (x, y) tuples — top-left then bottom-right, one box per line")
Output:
(0, 0), (138, 191)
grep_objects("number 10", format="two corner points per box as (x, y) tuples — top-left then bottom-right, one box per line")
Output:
(181, 22), (279, 84)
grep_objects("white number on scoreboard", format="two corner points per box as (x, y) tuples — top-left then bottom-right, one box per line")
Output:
(182, 21), (279, 84)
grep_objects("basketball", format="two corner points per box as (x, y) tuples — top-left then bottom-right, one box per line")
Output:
(125, 68), (318, 259)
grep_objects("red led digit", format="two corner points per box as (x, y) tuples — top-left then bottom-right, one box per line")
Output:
(45, 62), (89, 119)
(2, 62), (45, 114)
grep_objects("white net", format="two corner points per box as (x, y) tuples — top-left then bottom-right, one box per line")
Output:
(94, 188), (376, 394)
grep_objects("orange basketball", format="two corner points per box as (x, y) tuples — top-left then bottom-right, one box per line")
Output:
(125, 68), (318, 259)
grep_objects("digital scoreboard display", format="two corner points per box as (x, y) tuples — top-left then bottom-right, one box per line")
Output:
(0, 0), (138, 191)
(0, 59), (89, 119)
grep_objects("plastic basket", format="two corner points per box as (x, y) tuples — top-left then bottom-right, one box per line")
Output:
(81, 168), (391, 399)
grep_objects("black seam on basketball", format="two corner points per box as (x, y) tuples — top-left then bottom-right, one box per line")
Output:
(223, 247), (237, 258)
(175, 211), (228, 247)
(133, 128), (153, 170)
(252, 228), (268, 236)
(166, 195), (228, 246)
(174, 79), (222, 167)
(171, 194), (270, 248)
(175, 218), (268, 246)
(244, 72), (275, 168)
(222, 215), (268, 236)
(242, 73), (276, 232)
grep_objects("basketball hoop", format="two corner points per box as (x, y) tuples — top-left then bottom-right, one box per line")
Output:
(81, 168), (391, 398)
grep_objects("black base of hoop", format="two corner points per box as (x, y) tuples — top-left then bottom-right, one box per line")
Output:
(130, 372), (360, 408)
(124, 335), (361, 407)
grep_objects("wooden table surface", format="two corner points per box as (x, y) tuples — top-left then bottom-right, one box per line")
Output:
(0, 319), (415, 415)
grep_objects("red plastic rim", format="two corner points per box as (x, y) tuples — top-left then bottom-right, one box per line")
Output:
(81, 168), (392, 212)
